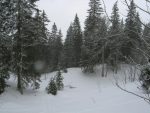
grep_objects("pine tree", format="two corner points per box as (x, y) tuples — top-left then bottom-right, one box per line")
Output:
(49, 23), (58, 70)
(107, 1), (121, 72)
(55, 70), (64, 90)
(46, 78), (57, 95)
(84, 0), (103, 45)
(63, 24), (75, 68)
(63, 14), (83, 68)
(124, 0), (142, 62)
(0, 0), (14, 94)
(0, 45), (10, 94)
(12, 0), (44, 94)
(110, 1), (120, 34)
(55, 30), (63, 68)
(72, 14), (83, 67)
(143, 22), (150, 44)
(81, 0), (105, 73)
(34, 10), (50, 73)
(142, 22), (150, 61)
(49, 23), (63, 71)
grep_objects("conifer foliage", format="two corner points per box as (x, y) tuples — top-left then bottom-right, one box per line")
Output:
(0, 0), (13, 94)
(12, 0), (46, 94)
(123, 0), (142, 62)
(48, 23), (63, 71)
(56, 70), (64, 90)
(46, 78), (57, 95)
(63, 14), (82, 68)
(46, 70), (64, 95)
(81, 0), (108, 73)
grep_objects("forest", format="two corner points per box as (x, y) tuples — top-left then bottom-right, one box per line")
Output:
(0, 0), (150, 112)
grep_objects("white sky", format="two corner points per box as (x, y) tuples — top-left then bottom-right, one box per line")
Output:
(36, 0), (149, 38)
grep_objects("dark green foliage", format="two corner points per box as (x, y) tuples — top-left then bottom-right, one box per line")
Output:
(63, 24), (74, 68)
(124, 0), (142, 62)
(48, 23), (63, 71)
(46, 78), (57, 95)
(0, 77), (7, 94)
(11, 0), (49, 94)
(139, 65), (150, 91)
(0, 44), (10, 94)
(81, 0), (108, 73)
(63, 14), (83, 68)
(56, 70), (64, 90)
(106, 1), (122, 72)
(72, 14), (83, 67)
(0, 0), (12, 94)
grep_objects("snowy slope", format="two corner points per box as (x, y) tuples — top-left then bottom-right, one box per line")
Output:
(0, 67), (150, 113)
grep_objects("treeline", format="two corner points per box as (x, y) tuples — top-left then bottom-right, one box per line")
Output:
(0, 0), (149, 94)
(64, 0), (149, 75)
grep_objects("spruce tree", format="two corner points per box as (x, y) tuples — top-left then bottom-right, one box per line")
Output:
(72, 14), (83, 67)
(12, 0), (45, 94)
(56, 70), (64, 90)
(34, 10), (50, 73)
(63, 15), (83, 68)
(55, 30), (63, 68)
(81, 0), (105, 73)
(49, 23), (63, 71)
(142, 22), (150, 61)
(0, 0), (14, 93)
(143, 23), (150, 44)
(124, 0), (142, 62)
(0, 45), (10, 94)
(46, 78), (57, 95)
(110, 1), (120, 35)
(108, 1), (121, 72)
(63, 24), (74, 68)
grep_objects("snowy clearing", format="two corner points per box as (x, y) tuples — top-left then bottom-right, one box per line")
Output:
(0, 66), (150, 113)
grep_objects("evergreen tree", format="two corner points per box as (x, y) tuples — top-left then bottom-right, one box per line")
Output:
(63, 14), (83, 68)
(34, 10), (50, 73)
(72, 14), (83, 67)
(55, 70), (64, 90)
(0, 0), (14, 93)
(84, 0), (103, 45)
(110, 1), (120, 35)
(63, 24), (74, 68)
(81, 0), (106, 72)
(49, 23), (63, 71)
(12, 0), (44, 94)
(143, 22), (150, 44)
(142, 22), (150, 61)
(124, 0), (142, 62)
(46, 78), (57, 95)
(0, 44), (10, 94)
(107, 1), (122, 72)
(135, 13), (142, 36)
(55, 30), (63, 68)
(49, 23), (58, 70)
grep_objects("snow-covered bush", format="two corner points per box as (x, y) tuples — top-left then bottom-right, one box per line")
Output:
(56, 71), (64, 90)
(46, 78), (57, 95)
(139, 65), (150, 91)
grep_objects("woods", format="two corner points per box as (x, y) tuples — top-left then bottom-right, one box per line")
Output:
(0, 0), (150, 97)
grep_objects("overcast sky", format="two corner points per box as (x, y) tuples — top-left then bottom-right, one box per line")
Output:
(36, 0), (149, 38)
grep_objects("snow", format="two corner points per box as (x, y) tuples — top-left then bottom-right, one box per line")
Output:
(0, 66), (150, 113)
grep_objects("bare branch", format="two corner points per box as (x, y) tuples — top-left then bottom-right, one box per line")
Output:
(116, 82), (150, 102)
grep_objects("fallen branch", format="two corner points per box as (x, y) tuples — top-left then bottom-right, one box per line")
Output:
(116, 82), (150, 102)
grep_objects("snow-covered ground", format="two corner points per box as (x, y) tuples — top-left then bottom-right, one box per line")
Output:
(0, 66), (150, 113)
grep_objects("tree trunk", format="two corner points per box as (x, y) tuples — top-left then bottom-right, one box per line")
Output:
(102, 46), (105, 77)
(17, 73), (23, 94)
